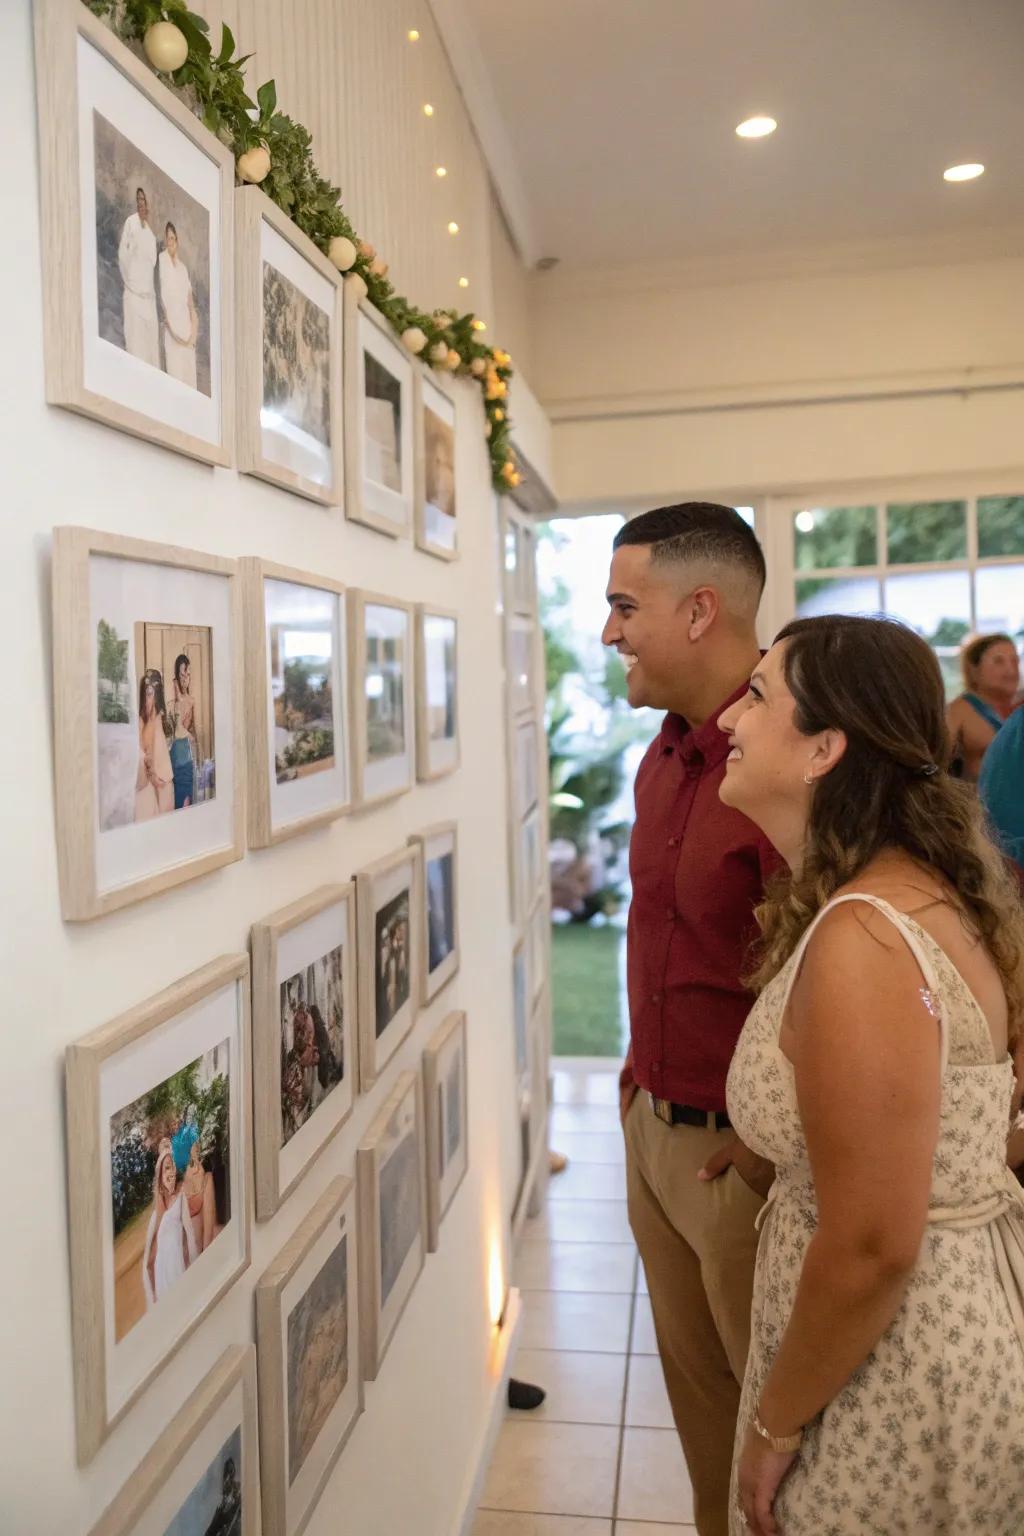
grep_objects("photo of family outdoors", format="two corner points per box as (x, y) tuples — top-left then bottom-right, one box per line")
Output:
(96, 617), (215, 833)
(93, 111), (211, 396)
(374, 891), (411, 1041)
(279, 943), (346, 1148)
(269, 619), (335, 785)
(109, 1040), (231, 1343)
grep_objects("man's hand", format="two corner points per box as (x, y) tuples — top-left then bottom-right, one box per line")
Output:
(698, 1135), (774, 1199)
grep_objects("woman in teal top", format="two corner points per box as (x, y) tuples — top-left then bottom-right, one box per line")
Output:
(946, 632), (1020, 781)
(979, 704), (1024, 869)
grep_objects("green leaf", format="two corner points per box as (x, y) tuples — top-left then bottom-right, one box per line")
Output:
(217, 22), (235, 63)
(257, 78), (277, 116)
(202, 103), (221, 135)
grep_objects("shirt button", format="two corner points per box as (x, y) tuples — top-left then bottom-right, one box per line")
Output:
(666, 836), (679, 848)
(651, 994), (661, 1005)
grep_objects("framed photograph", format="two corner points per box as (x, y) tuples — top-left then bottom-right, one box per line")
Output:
(415, 605), (459, 781)
(242, 559), (351, 848)
(34, 0), (233, 465)
(408, 823), (459, 1004)
(357, 1071), (427, 1380)
(528, 896), (549, 1005)
(414, 371), (457, 560)
(88, 1344), (259, 1536)
(512, 936), (530, 1103)
(528, 989), (551, 1159)
(513, 717), (540, 819)
(507, 615), (537, 717)
(515, 521), (538, 616)
(53, 526), (243, 922)
(235, 187), (343, 505)
(343, 284), (414, 537)
(517, 806), (544, 922)
(256, 1176), (362, 1536)
(66, 954), (251, 1464)
(251, 885), (358, 1220)
(348, 590), (415, 806)
(355, 845), (420, 1088)
(422, 1012), (469, 1252)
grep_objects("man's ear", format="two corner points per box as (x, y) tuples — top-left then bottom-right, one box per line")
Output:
(686, 586), (719, 641)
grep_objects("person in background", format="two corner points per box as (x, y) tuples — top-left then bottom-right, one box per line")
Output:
(979, 701), (1024, 881)
(158, 221), (199, 389)
(117, 185), (159, 368)
(602, 503), (777, 1536)
(717, 615), (1024, 1536)
(946, 631), (1020, 781)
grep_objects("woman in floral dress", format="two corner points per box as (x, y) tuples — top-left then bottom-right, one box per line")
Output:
(716, 615), (1024, 1535)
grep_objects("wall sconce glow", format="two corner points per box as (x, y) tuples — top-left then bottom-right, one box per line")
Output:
(472, 319), (487, 332)
(795, 510), (816, 534)
(736, 115), (777, 139)
(407, 29), (420, 42)
(435, 166), (448, 179)
(943, 162), (984, 182)
(458, 276), (469, 288)
(423, 103), (435, 117)
(448, 221), (460, 235)
(488, 1240), (506, 1328)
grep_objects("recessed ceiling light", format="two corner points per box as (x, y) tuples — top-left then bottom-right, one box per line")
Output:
(435, 166), (447, 178)
(943, 162), (984, 182)
(736, 115), (777, 139)
(447, 221), (460, 234)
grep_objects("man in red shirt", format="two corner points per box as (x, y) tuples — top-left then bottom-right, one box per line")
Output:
(602, 503), (777, 1536)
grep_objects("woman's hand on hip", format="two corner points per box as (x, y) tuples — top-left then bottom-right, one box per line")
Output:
(737, 1421), (796, 1536)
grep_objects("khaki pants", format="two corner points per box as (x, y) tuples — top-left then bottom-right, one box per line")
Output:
(625, 1092), (764, 1536)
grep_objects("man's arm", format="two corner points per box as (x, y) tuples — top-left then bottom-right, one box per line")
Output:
(619, 1043), (638, 1126)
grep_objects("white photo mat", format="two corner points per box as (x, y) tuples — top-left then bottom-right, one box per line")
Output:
(422, 1011), (469, 1252)
(348, 591), (415, 806)
(416, 606), (459, 782)
(414, 371), (458, 559)
(343, 285), (414, 536)
(262, 219), (339, 492)
(408, 824), (459, 1004)
(355, 847), (420, 1088)
(357, 1072), (427, 1381)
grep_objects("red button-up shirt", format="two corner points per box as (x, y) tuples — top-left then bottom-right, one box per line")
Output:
(625, 683), (779, 1111)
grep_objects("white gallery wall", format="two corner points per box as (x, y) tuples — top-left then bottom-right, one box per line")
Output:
(530, 246), (1024, 507)
(0, 2), (531, 1532)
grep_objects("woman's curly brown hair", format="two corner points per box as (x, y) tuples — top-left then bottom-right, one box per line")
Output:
(748, 616), (1024, 1046)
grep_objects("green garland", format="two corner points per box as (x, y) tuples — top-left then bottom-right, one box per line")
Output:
(85, 0), (519, 490)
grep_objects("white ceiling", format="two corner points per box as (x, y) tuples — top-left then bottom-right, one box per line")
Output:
(444, 0), (1024, 273)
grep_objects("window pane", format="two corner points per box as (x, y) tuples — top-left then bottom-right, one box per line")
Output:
(793, 506), (877, 571)
(977, 496), (1024, 558)
(884, 569), (971, 700)
(975, 564), (1024, 641)
(886, 500), (966, 564)
(795, 576), (882, 618)
(735, 506), (755, 528)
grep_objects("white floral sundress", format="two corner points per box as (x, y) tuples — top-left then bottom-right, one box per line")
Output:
(727, 893), (1024, 1535)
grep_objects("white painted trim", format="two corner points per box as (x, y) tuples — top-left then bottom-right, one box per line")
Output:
(453, 1288), (524, 1536)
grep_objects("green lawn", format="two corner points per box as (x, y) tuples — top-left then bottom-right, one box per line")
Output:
(551, 921), (627, 1057)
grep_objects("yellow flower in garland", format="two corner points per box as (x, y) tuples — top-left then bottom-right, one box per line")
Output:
(492, 348), (512, 369)
(500, 460), (521, 487)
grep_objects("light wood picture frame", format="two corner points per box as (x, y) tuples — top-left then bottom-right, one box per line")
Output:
(241, 558), (351, 849)
(527, 894), (550, 1006)
(408, 822), (460, 1004)
(53, 525), (245, 922)
(511, 934), (530, 1103)
(256, 1176), (362, 1536)
(415, 603), (460, 781)
(528, 986), (552, 1164)
(355, 844), (421, 1089)
(343, 282), (414, 537)
(513, 716), (540, 819)
(413, 369), (458, 560)
(347, 589), (415, 806)
(87, 1344), (260, 1536)
(66, 953), (252, 1465)
(422, 1011), (469, 1252)
(251, 884), (358, 1220)
(34, 0), (234, 465)
(357, 1071), (427, 1381)
(506, 614), (537, 717)
(516, 805), (544, 923)
(235, 187), (343, 505)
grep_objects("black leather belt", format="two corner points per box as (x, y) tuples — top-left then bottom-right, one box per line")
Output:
(649, 1093), (731, 1131)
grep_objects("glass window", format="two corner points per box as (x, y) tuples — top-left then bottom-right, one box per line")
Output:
(975, 564), (1024, 641)
(884, 570), (971, 700)
(795, 575), (882, 618)
(886, 500), (966, 564)
(735, 506), (755, 528)
(977, 496), (1024, 558)
(793, 505), (876, 571)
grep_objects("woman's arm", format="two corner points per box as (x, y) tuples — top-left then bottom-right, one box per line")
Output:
(188, 284), (198, 347)
(756, 902), (941, 1437)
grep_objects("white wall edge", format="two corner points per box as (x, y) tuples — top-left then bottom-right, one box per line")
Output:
(453, 1287), (524, 1536)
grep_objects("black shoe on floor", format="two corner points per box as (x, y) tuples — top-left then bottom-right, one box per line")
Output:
(507, 1378), (546, 1411)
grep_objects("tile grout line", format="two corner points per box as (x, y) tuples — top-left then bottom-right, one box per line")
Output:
(609, 1248), (642, 1533)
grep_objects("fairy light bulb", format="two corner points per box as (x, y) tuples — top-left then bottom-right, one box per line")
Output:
(423, 103), (434, 117)
(448, 221), (460, 234)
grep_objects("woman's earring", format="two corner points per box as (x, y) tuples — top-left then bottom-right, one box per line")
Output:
(803, 772), (814, 785)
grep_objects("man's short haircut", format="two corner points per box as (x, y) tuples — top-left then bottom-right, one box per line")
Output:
(614, 502), (766, 598)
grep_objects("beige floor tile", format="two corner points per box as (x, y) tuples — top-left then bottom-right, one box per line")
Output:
(508, 1348), (626, 1425)
(512, 1241), (637, 1295)
(527, 1200), (633, 1245)
(624, 1353), (675, 1428)
(631, 1295), (658, 1353)
(546, 1161), (627, 1202)
(480, 1420), (620, 1518)
(473, 1515), (612, 1535)
(616, 1524), (694, 1534)
(519, 1290), (633, 1353)
(616, 1428), (695, 1525)
(550, 1103), (621, 1135)
(551, 1067), (620, 1107)
(552, 1131), (625, 1167)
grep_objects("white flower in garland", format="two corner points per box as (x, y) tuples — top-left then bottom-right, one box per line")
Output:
(328, 236), (357, 271)
(346, 272), (368, 302)
(144, 21), (188, 72)
(401, 327), (427, 355)
(429, 341), (450, 365)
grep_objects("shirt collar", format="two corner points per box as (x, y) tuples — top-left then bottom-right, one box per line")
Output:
(658, 675), (752, 768)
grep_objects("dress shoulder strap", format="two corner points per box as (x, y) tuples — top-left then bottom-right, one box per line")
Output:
(778, 893), (948, 1078)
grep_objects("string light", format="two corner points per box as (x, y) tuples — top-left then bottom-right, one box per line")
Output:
(435, 166), (448, 178)
(407, 28), (420, 42)
(458, 276), (469, 288)
(447, 221), (460, 234)
(423, 103), (434, 117)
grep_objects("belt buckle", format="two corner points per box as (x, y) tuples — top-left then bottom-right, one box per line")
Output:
(649, 1093), (671, 1125)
